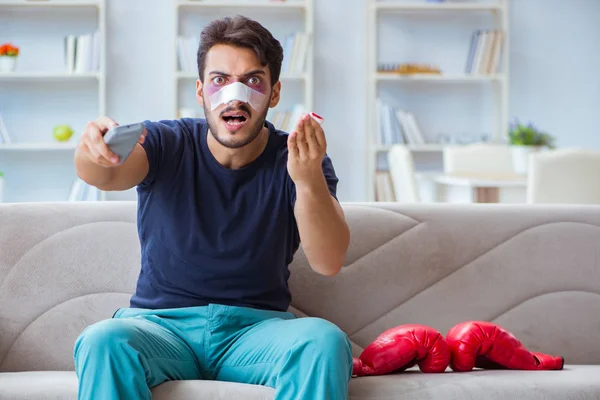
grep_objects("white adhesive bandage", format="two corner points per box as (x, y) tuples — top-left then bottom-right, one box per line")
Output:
(208, 82), (266, 111)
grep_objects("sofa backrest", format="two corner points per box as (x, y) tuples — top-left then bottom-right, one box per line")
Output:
(0, 202), (599, 372)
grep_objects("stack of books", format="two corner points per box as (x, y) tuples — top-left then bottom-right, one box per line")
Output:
(177, 35), (199, 74)
(377, 99), (426, 146)
(280, 32), (310, 75)
(465, 29), (505, 74)
(375, 171), (396, 202)
(64, 31), (101, 73)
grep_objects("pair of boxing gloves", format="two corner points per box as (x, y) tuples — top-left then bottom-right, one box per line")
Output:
(352, 321), (564, 377)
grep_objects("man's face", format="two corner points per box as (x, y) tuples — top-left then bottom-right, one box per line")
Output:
(197, 44), (280, 149)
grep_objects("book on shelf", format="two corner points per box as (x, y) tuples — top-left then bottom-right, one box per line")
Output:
(377, 99), (425, 146)
(268, 103), (306, 133)
(0, 113), (11, 145)
(375, 171), (396, 202)
(281, 32), (310, 75)
(465, 29), (504, 74)
(68, 178), (101, 202)
(177, 35), (200, 74)
(64, 31), (101, 73)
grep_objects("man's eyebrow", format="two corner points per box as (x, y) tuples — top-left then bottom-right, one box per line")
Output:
(242, 70), (266, 77)
(207, 70), (266, 77)
(208, 71), (231, 76)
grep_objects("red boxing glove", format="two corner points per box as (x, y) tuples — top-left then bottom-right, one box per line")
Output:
(446, 321), (564, 372)
(352, 324), (450, 376)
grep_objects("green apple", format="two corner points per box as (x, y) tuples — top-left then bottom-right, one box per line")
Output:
(53, 125), (74, 142)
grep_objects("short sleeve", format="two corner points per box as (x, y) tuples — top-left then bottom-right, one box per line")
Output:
(138, 119), (186, 189)
(288, 153), (339, 207)
(138, 120), (162, 188)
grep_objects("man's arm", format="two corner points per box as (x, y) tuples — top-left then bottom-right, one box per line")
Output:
(74, 116), (149, 191)
(294, 181), (350, 276)
(288, 114), (350, 276)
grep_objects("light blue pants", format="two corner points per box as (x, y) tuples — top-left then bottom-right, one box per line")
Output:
(73, 304), (353, 400)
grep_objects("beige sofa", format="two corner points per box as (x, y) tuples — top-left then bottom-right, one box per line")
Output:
(1, 201), (599, 399)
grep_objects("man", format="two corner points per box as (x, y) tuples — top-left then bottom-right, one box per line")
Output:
(73, 15), (352, 400)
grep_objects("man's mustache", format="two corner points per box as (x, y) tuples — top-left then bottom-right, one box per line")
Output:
(220, 104), (252, 118)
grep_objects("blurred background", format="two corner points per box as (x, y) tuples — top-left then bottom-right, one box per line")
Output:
(0, 0), (599, 205)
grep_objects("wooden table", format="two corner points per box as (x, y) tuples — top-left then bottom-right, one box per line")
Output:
(431, 173), (528, 203)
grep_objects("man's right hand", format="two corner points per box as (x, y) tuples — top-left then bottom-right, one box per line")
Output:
(78, 116), (147, 167)
(75, 116), (150, 191)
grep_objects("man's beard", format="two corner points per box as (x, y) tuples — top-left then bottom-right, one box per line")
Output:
(204, 98), (269, 150)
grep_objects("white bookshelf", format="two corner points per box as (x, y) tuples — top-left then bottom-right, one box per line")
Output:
(366, 0), (510, 201)
(173, 0), (314, 129)
(176, 0), (306, 10)
(375, 143), (446, 152)
(376, 72), (505, 82)
(0, 142), (77, 151)
(0, 1), (101, 7)
(0, 71), (102, 80)
(0, 0), (107, 203)
(373, 1), (503, 11)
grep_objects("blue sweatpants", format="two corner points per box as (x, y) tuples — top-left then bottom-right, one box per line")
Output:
(73, 304), (353, 399)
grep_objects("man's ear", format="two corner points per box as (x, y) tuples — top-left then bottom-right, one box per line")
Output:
(269, 81), (281, 108)
(196, 79), (204, 108)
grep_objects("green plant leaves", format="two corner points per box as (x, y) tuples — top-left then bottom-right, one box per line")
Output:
(508, 119), (555, 148)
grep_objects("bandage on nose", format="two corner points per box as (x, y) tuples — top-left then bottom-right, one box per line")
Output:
(208, 82), (266, 112)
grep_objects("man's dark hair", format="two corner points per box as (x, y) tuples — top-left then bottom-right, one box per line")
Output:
(197, 16), (284, 86)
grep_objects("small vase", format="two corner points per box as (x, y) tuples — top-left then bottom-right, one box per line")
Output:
(511, 145), (539, 174)
(0, 56), (17, 73)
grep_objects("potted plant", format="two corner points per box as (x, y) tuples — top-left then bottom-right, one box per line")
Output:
(0, 43), (19, 73)
(508, 119), (555, 174)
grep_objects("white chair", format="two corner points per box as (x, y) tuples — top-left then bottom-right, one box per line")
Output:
(527, 148), (600, 204)
(440, 143), (524, 204)
(387, 145), (420, 203)
(443, 143), (514, 174)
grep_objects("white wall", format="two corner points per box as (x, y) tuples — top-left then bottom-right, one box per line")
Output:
(509, 0), (600, 151)
(313, 0), (367, 202)
(106, 0), (175, 124)
(3, 0), (599, 202)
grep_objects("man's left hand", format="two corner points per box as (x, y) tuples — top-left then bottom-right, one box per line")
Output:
(287, 114), (327, 187)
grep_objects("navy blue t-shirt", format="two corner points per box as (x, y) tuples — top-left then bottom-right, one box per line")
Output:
(130, 118), (339, 312)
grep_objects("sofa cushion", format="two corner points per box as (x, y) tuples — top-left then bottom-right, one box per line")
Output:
(2, 366), (600, 400)
(152, 380), (275, 400)
(0, 372), (77, 400)
(0, 371), (275, 400)
(349, 366), (600, 399)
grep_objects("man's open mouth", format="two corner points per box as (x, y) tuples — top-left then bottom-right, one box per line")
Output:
(221, 111), (249, 131)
